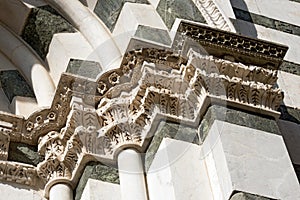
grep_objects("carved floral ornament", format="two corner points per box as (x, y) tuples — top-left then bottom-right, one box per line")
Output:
(30, 46), (284, 190)
(0, 25), (287, 192)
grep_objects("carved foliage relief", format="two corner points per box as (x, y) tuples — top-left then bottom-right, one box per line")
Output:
(0, 22), (286, 187)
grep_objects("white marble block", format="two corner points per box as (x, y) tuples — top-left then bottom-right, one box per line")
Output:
(81, 179), (121, 200)
(147, 138), (214, 200)
(203, 120), (300, 200)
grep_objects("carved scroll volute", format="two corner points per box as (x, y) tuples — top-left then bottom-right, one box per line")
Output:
(0, 131), (10, 161)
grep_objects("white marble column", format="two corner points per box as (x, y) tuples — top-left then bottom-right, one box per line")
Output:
(49, 183), (73, 200)
(118, 149), (148, 200)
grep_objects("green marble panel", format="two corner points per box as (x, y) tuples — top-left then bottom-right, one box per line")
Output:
(157, 0), (206, 30)
(232, 7), (300, 36)
(135, 25), (172, 45)
(230, 191), (276, 200)
(0, 70), (35, 102)
(75, 162), (119, 200)
(8, 142), (41, 166)
(280, 61), (300, 76)
(145, 121), (199, 171)
(22, 6), (75, 60)
(199, 105), (280, 141)
(94, 0), (149, 32)
(66, 59), (102, 79)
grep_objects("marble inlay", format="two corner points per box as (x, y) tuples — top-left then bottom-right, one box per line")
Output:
(135, 25), (172, 45)
(75, 162), (119, 200)
(232, 7), (300, 36)
(22, 6), (75, 60)
(8, 142), (41, 166)
(157, 0), (206, 29)
(0, 70), (35, 102)
(199, 105), (280, 141)
(66, 59), (102, 79)
(280, 61), (300, 76)
(145, 121), (198, 171)
(94, 0), (149, 32)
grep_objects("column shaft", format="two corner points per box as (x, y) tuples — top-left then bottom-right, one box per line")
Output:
(118, 149), (148, 200)
(49, 183), (73, 200)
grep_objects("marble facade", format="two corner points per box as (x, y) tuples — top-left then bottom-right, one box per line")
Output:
(0, 0), (299, 200)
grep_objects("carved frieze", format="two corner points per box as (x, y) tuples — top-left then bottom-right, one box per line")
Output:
(0, 161), (38, 186)
(0, 22), (288, 189)
(175, 21), (288, 69)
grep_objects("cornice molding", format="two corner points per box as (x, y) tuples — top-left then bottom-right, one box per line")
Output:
(36, 47), (283, 192)
(0, 161), (38, 186)
(0, 22), (287, 192)
(175, 21), (288, 69)
(192, 0), (234, 31)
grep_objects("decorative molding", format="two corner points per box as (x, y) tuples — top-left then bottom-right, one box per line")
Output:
(0, 21), (286, 147)
(0, 131), (9, 160)
(0, 22), (288, 189)
(175, 21), (288, 69)
(188, 50), (278, 85)
(192, 0), (233, 31)
(34, 44), (284, 187)
(0, 161), (38, 186)
(89, 48), (282, 158)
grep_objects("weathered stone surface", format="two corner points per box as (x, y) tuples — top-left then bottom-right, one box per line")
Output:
(0, 70), (35, 102)
(135, 25), (171, 45)
(199, 105), (280, 141)
(230, 192), (275, 200)
(94, 0), (149, 32)
(145, 121), (198, 171)
(157, 0), (206, 29)
(22, 6), (75, 60)
(8, 142), (41, 166)
(66, 59), (102, 79)
(75, 162), (119, 200)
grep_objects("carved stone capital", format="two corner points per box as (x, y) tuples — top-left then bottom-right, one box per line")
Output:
(37, 130), (82, 183)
